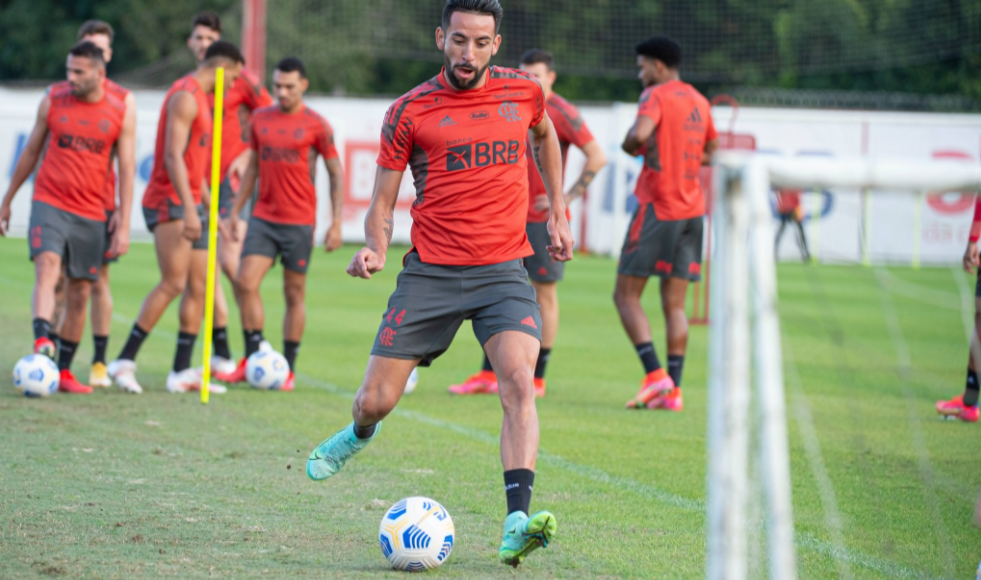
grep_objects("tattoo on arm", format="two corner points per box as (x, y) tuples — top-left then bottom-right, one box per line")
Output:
(532, 144), (543, 175)
(383, 216), (394, 244)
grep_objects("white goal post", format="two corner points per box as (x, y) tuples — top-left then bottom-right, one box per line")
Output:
(706, 153), (981, 580)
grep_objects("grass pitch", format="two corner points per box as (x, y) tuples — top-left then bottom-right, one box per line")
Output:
(0, 236), (978, 579)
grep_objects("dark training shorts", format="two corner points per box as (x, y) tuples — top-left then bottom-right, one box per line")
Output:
(142, 200), (211, 251)
(371, 251), (543, 367)
(523, 221), (563, 283)
(617, 202), (703, 282)
(241, 216), (314, 274)
(975, 268), (981, 298)
(218, 176), (252, 220)
(28, 201), (105, 281)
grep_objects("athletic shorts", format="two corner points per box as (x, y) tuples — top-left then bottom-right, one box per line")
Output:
(242, 216), (314, 274)
(142, 200), (210, 251)
(218, 176), (252, 220)
(523, 221), (563, 283)
(618, 203), (703, 281)
(28, 201), (105, 281)
(102, 210), (118, 265)
(975, 269), (981, 298)
(370, 251), (542, 367)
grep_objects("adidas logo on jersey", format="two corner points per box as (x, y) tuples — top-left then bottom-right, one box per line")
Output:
(687, 108), (702, 123)
(438, 115), (456, 127)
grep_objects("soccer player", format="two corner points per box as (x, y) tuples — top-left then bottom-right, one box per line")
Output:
(219, 57), (344, 391)
(449, 48), (606, 397)
(107, 41), (244, 394)
(936, 197), (981, 422)
(305, 0), (573, 567)
(0, 42), (135, 394)
(615, 36), (718, 412)
(774, 189), (810, 262)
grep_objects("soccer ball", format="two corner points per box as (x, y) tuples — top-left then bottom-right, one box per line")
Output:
(12, 354), (59, 397)
(404, 367), (418, 395)
(379, 497), (455, 571)
(245, 349), (289, 390)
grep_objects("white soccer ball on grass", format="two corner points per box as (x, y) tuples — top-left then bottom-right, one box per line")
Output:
(246, 348), (289, 390)
(379, 497), (455, 571)
(12, 354), (59, 397)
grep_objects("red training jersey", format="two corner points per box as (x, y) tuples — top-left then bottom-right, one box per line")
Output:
(634, 80), (717, 221)
(209, 68), (273, 182)
(377, 66), (545, 266)
(143, 75), (212, 211)
(525, 92), (594, 223)
(33, 84), (125, 222)
(249, 105), (339, 225)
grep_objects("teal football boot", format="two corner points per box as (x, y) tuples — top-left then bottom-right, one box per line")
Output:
(498, 510), (557, 567)
(306, 422), (381, 480)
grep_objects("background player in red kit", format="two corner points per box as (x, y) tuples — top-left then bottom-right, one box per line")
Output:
(219, 57), (344, 391)
(615, 36), (718, 412)
(107, 41), (243, 395)
(305, 0), (574, 567)
(449, 48), (606, 397)
(0, 42), (135, 394)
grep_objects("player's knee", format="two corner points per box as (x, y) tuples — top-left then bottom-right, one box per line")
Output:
(499, 366), (535, 401)
(158, 278), (186, 300)
(284, 284), (305, 307)
(67, 280), (92, 303)
(353, 389), (394, 423)
(613, 286), (634, 310)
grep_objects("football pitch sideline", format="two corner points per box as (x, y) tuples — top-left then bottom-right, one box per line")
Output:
(0, 237), (977, 579)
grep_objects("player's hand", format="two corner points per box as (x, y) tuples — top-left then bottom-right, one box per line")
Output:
(0, 203), (10, 237)
(547, 212), (575, 262)
(228, 150), (250, 191)
(532, 194), (550, 213)
(347, 247), (385, 279)
(107, 209), (120, 234)
(324, 223), (343, 252)
(183, 213), (202, 242)
(221, 215), (239, 243)
(109, 228), (130, 258)
(964, 241), (979, 274)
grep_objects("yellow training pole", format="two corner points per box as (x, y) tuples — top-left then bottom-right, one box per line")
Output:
(202, 67), (225, 405)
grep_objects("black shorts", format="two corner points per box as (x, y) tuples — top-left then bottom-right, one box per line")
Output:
(102, 210), (118, 265)
(370, 252), (542, 367)
(28, 201), (105, 281)
(523, 221), (563, 283)
(142, 200), (210, 251)
(975, 269), (981, 297)
(241, 216), (314, 274)
(617, 203), (703, 282)
(218, 176), (252, 220)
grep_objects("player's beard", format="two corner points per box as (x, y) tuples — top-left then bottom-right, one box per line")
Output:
(70, 77), (99, 98)
(445, 59), (487, 90)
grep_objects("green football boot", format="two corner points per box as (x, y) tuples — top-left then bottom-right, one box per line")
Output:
(306, 421), (381, 481)
(498, 510), (557, 567)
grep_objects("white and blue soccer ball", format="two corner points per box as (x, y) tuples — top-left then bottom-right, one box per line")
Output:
(379, 497), (455, 572)
(403, 367), (419, 395)
(245, 349), (289, 390)
(12, 354), (59, 397)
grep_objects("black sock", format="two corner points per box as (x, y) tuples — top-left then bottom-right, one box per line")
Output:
(635, 342), (661, 374)
(92, 335), (109, 365)
(504, 469), (535, 516)
(33, 318), (51, 342)
(481, 354), (494, 373)
(173, 332), (197, 373)
(244, 330), (264, 358)
(212, 326), (231, 360)
(667, 354), (685, 387)
(284, 340), (300, 371)
(118, 324), (149, 361)
(535, 348), (551, 380)
(965, 369), (979, 407)
(48, 332), (61, 353)
(353, 423), (377, 439)
(58, 339), (78, 371)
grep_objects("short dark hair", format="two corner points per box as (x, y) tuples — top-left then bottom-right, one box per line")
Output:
(68, 41), (106, 67)
(520, 49), (553, 71)
(192, 11), (222, 33)
(77, 20), (114, 44)
(442, 0), (503, 34)
(203, 40), (244, 65)
(275, 57), (307, 78)
(636, 35), (682, 68)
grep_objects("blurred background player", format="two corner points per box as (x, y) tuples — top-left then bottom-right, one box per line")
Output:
(449, 48), (606, 398)
(306, 0), (572, 567)
(107, 41), (244, 394)
(615, 36), (718, 412)
(0, 42), (134, 394)
(936, 196), (981, 422)
(218, 56), (344, 391)
(774, 188), (810, 262)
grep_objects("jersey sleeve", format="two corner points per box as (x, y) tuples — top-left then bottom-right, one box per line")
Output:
(377, 101), (413, 172)
(315, 118), (339, 160)
(551, 100), (594, 148)
(637, 88), (661, 125)
(971, 194), (981, 242)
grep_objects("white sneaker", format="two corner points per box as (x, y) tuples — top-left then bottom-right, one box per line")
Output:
(107, 359), (143, 394)
(404, 367), (419, 395)
(211, 356), (237, 375)
(167, 368), (227, 394)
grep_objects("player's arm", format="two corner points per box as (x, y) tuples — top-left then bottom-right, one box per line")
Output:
(323, 156), (344, 252)
(621, 115), (655, 156)
(110, 92), (137, 257)
(163, 91), (202, 241)
(565, 139), (606, 205)
(347, 167), (402, 279)
(702, 138), (719, 166)
(964, 194), (981, 273)
(0, 96), (51, 236)
(530, 114), (574, 262)
(225, 149), (257, 242)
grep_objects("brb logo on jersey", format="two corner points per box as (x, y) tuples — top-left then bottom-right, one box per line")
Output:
(57, 134), (106, 154)
(499, 102), (521, 122)
(446, 140), (521, 171)
(261, 146), (301, 163)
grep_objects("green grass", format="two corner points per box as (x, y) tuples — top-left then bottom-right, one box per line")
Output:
(0, 236), (978, 579)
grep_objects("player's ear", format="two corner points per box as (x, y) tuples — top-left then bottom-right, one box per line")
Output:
(435, 27), (445, 51)
(548, 70), (556, 85)
(491, 34), (501, 56)
(300, 77), (309, 93)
